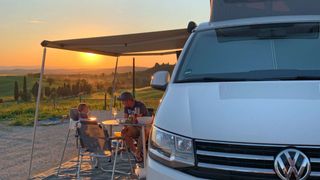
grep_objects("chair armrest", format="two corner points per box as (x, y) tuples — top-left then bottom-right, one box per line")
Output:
(69, 119), (79, 130)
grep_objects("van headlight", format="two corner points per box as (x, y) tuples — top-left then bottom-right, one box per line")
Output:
(149, 126), (195, 168)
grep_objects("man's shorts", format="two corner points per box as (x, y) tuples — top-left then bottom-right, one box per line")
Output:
(123, 126), (140, 139)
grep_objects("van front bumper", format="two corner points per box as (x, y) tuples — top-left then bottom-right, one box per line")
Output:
(147, 156), (202, 180)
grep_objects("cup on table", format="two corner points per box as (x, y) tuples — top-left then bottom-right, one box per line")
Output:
(112, 107), (117, 119)
(118, 118), (126, 124)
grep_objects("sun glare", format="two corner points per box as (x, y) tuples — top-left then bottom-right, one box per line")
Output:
(80, 52), (102, 66)
(84, 52), (97, 58)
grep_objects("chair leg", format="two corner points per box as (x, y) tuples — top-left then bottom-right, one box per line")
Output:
(91, 157), (99, 168)
(75, 144), (81, 175)
(77, 154), (83, 180)
(120, 139), (124, 159)
(57, 129), (71, 176)
(77, 148), (80, 161)
(124, 141), (134, 174)
(111, 141), (119, 180)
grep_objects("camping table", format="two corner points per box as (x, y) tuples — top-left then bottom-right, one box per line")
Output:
(102, 119), (149, 167)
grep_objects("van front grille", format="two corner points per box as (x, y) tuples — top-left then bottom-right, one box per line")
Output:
(180, 140), (320, 180)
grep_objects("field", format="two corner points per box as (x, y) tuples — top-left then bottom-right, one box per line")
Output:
(0, 87), (164, 126)
(0, 64), (172, 126)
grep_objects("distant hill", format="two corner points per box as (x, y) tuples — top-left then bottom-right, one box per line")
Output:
(0, 66), (147, 75)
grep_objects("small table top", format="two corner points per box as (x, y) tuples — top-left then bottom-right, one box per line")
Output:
(101, 119), (119, 126)
(102, 119), (149, 127)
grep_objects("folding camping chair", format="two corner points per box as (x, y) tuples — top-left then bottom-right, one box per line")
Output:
(76, 120), (133, 180)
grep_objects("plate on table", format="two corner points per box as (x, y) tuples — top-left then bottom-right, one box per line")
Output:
(116, 118), (127, 124)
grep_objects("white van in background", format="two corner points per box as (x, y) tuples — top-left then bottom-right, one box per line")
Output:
(148, 0), (320, 179)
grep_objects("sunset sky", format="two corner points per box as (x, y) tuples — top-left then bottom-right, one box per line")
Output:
(0, 0), (209, 69)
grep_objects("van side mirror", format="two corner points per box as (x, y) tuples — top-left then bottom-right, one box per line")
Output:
(150, 71), (170, 91)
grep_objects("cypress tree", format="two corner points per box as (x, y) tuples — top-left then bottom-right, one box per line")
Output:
(21, 76), (27, 101)
(31, 81), (39, 101)
(14, 81), (19, 101)
(21, 76), (31, 101)
(23, 76), (27, 94)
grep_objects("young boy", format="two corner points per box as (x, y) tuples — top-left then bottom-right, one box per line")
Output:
(77, 103), (89, 120)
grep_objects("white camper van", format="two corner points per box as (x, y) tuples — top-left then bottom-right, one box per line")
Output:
(148, 0), (320, 179)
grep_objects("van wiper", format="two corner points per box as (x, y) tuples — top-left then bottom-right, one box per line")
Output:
(278, 76), (320, 80)
(176, 77), (249, 83)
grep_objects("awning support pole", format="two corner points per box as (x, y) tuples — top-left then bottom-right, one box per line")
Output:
(132, 57), (135, 98)
(111, 56), (119, 109)
(176, 51), (181, 60)
(28, 47), (47, 179)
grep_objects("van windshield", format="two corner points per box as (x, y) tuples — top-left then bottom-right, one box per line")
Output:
(176, 23), (320, 83)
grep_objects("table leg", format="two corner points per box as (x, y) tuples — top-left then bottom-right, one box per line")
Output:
(142, 126), (146, 167)
(109, 126), (113, 136)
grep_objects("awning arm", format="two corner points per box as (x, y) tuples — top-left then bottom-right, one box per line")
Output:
(28, 47), (47, 179)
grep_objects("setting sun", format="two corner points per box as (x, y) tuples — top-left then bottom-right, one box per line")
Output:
(80, 52), (103, 65)
(83, 52), (98, 59)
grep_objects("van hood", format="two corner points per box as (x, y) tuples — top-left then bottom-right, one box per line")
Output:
(155, 81), (320, 145)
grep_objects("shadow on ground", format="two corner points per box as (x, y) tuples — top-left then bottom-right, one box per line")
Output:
(33, 153), (144, 180)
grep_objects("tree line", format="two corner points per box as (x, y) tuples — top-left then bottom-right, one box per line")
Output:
(12, 63), (174, 102)
(13, 77), (93, 102)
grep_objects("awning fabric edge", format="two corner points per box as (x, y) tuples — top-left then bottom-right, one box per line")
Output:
(41, 28), (190, 57)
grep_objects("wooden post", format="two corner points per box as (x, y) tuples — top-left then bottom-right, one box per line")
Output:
(53, 96), (56, 109)
(104, 92), (107, 110)
(132, 57), (135, 98)
(111, 57), (119, 109)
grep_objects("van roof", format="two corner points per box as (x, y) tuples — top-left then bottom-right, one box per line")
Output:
(197, 15), (320, 31)
(211, 0), (320, 22)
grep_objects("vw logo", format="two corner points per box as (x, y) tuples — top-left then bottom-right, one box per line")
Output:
(274, 149), (311, 180)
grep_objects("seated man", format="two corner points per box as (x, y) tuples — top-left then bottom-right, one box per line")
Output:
(118, 92), (148, 162)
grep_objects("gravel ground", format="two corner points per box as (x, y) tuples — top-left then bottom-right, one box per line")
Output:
(0, 122), (77, 180)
